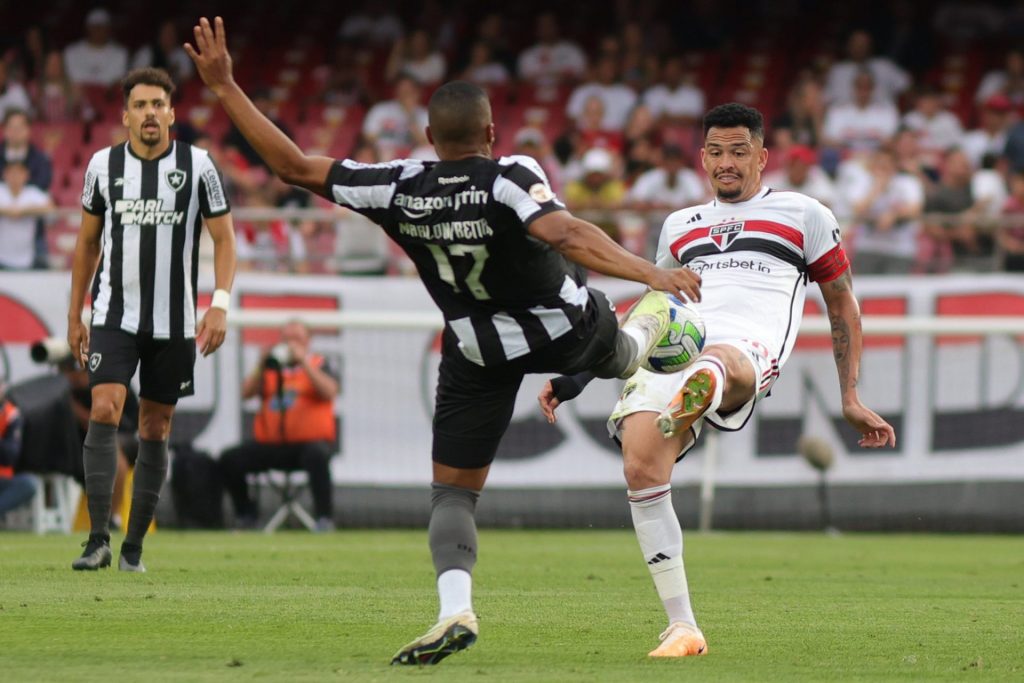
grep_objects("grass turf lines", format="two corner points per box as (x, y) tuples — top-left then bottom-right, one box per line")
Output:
(1, 530), (1022, 681)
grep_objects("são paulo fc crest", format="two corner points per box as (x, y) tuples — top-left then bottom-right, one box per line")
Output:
(709, 222), (744, 250)
(165, 169), (187, 192)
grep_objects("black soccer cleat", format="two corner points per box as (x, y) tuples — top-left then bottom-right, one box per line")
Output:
(71, 534), (112, 571)
(390, 610), (479, 666)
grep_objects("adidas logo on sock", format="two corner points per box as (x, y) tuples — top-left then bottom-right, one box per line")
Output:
(647, 552), (671, 565)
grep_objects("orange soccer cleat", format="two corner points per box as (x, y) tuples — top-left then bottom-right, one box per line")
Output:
(648, 621), (709, 657)
(656, 368), (717, 439)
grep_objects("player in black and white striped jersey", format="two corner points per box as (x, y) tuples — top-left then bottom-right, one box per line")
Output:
(187, 17), (701, 664)
(66, 67), (237, 573)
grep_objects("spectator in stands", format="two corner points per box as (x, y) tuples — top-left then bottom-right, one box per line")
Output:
(1002, 112), (1024, 173)
(566, 56), (637, 132)
(998, 170), (1024, 271)
(933, 1), (1002, 48)
(361, 75), (428, 159)
(0, 161), (52, 269)
(0, 60), (33, 122)
(315, 42), (372, 108)
(10, 25), (49, 84)
(512, 126), (564, 192)
(564, 146), (626, 212)
(846, 147), (924, 274)
(454, 13), (515, 77)
(890, 127), (936, 188)
(385, 29), (446, 87)
(223, 88), (291, 170)
(338, 1), (404, 46)
(963, 95), (1013, 170)
(622, 134), (658, 185)
(131, 20), (194, 86)
(764, 145), (839, 209)
(902, 85), (964, 171)
(219, 321), (339, 531)
(971, 152), (1009, 220)
(627, 143), (706, 210)
(825, 30), (910, 106)
(920, 148), (993, 273)
(619, 22), (658, 92)
(63, 8), (128, 88)
(642, 56), (705, 127)
(31, 51), (81, 123)
(517, 12), (587, 88)
(823, 70), (900, 154)
(0, 385), (37, 520)
(458, 42), (510, 88)
(976, 49), (1024, 106)
(772, 76), (827, 150)
(0, 109), (53, 190)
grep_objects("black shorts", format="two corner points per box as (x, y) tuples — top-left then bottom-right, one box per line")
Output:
(432, 288), (619, 469)
(88, 327), (196, 405)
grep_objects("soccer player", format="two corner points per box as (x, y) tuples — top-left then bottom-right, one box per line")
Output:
(185, 17), (701, 665)
(67, 67), (237, 572)
(539, 103), (896, 657)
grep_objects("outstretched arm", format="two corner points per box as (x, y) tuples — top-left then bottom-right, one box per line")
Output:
(185, 17), (333, 196)
(819, 270), (896, 448)
(529, 210), (702, 302)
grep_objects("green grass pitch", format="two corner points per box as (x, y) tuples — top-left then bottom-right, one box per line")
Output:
(1, 530), (1022, 681)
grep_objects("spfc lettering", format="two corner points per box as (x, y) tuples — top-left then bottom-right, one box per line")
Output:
(709, 222), (744, 250)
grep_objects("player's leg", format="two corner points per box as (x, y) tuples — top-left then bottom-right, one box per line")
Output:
(620, 412), (709, 657)
(118, 335), (196, 572)
(72, 329), (136, 570)
(656, 344), (758, 438)
(592, 289), (673, 379)
(392, 343), (520, 666)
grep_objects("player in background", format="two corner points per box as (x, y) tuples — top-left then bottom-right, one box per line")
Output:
(185, 18), (702, 665)
(539, 103), (896, 657)
(67, 67), (236, 572)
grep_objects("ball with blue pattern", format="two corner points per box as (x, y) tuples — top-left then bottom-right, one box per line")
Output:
(642, 295), (706, 374)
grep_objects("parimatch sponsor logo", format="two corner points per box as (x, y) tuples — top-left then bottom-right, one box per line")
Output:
(113, 198), (184, 226)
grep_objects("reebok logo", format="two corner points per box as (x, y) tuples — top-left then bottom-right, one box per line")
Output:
(647, 552), (671, 565)
(437, 175), (470, 184)
(179, 380), (192, 391)
(114, 177), (125, 187)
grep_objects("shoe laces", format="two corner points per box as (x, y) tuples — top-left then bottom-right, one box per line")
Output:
(659, 622), (699, 642)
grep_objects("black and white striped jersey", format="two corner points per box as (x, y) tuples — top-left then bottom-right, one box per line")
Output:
(82, 141), (230, 339)
(325, 154), (588, 367)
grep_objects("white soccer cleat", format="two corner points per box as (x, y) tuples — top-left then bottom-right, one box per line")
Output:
(648, 621), (708, 657)
(390, 610), (479, 666)
(619, 291), (672, 378)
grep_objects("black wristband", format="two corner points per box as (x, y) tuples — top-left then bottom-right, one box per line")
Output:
(550, 371), (597, 403)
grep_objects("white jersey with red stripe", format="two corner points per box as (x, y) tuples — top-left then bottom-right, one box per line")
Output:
(656, 186), (849, 369)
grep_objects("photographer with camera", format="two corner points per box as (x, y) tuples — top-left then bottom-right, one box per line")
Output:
(0, 382), (37, 519)
(219, 320), (339, 531)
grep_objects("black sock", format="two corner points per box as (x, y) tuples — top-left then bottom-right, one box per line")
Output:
(124, 438), (168, 547)
(83, 421), (118, 536)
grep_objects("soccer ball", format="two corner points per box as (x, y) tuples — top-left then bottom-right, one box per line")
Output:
(642, 296), (706, 374)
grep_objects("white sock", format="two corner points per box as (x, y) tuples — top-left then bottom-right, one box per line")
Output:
(682, 357), (727, 414)
(628, 484), (697, 628)
(437, 569), (473, 620)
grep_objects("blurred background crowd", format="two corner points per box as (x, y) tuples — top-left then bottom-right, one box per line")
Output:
(4, 0), (1024, 276)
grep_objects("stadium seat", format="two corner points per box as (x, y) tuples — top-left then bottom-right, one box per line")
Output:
(27, 473), (77, 534)
(257, 470), (319, 533)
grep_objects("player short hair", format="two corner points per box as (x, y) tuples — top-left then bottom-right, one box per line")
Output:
(122, 67), (176, 105)
(428, 81), (492, 146)
(703, 103), (765, 142)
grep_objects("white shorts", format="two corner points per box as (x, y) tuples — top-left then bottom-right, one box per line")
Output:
(607, 337), (781, 459)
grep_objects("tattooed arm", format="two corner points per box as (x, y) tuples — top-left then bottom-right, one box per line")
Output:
(819, 271), (897, 448)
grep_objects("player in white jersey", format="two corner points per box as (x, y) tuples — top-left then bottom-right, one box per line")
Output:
(539, 103), (896, 657)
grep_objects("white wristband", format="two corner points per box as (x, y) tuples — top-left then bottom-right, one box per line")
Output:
(211, 289), (231, 313)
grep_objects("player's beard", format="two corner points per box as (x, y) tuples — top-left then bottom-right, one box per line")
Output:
(716, 185), (743, 200)
(140, 122), (163, 147)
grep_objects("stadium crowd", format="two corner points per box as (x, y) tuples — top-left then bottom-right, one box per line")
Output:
(4, 1), (1024, 275)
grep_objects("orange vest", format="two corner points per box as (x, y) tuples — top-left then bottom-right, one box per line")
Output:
(0, 401), (20, 478)
(253, 354), (337, 444)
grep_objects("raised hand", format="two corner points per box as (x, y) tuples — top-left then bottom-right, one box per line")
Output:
(842, 400), (897, 448)
(183, 17), (234, 95)
(647, 266), (702, 303)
